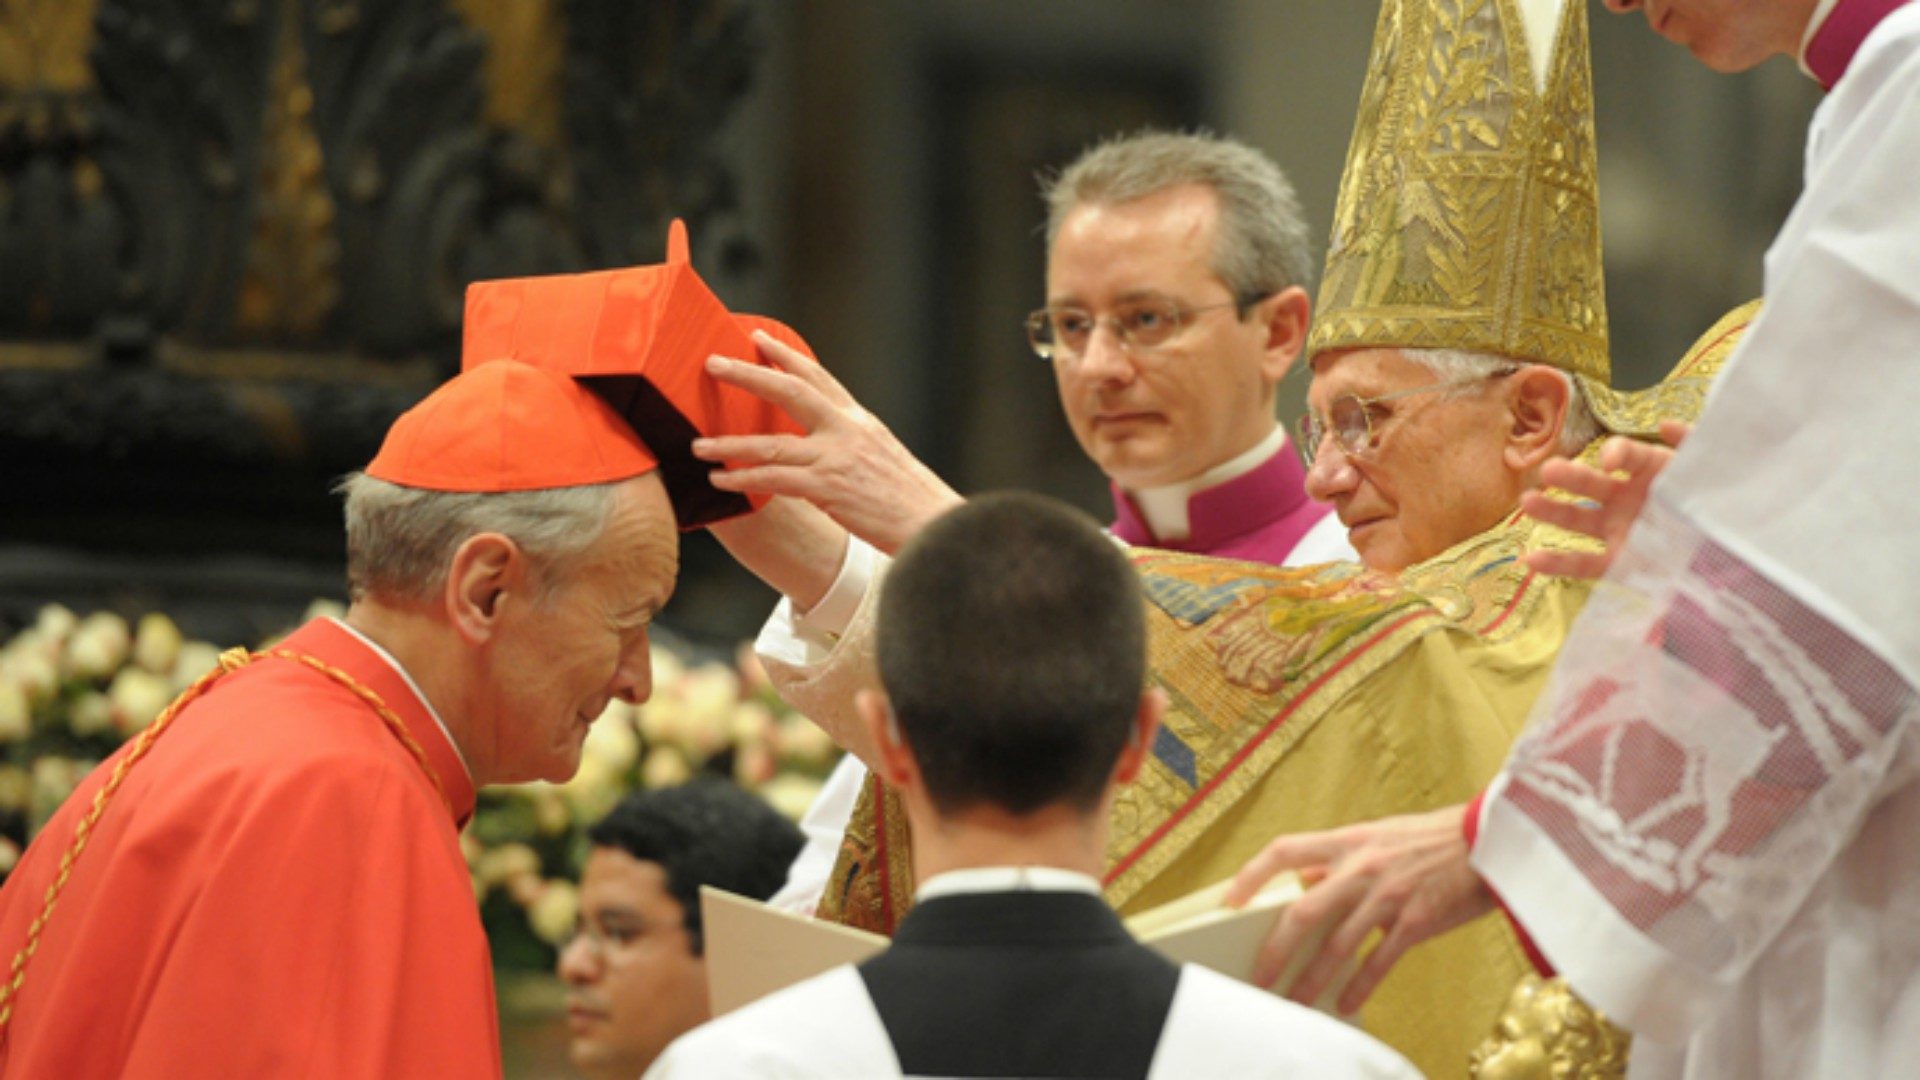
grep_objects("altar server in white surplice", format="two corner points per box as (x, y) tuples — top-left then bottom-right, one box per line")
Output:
(1224, 2), (1920, 1076)
(647, 493), (1416, 1080)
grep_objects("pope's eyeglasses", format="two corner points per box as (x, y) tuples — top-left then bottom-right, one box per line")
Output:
(1296, 369), (1517, 467)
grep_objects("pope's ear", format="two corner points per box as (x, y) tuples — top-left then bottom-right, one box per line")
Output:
(1504, 366), (1572, 472)
(446, 533), (524, 643)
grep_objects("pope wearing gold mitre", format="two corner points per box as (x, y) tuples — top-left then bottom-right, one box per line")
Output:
(768, 0), (1755, 1075)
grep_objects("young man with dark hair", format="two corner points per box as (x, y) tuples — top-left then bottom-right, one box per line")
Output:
(559, 779), (803, 1080)
(649, 493), (1415, 1079)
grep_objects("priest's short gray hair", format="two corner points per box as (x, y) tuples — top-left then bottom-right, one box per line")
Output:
(337, 473), (618, 604)
(1401, 347), (1602, 456)
(1042, 130), (1315, 303)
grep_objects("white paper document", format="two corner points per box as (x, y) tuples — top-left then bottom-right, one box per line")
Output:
(700, 871), (1349, 1018)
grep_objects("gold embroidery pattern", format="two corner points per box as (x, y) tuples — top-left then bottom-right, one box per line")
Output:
(1311, 0), (1608, 382)
(816, 775), (880, 930)
(1104, 514), (1569, 906)
(816, 774), (913, 936)
(1136, 558), (1419, 696)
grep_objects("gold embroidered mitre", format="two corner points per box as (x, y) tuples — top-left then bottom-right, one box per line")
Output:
(1311, 0), (1681, 434)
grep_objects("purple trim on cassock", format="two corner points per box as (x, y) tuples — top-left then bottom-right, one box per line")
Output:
(1807, 0), (1915, 87)
(1108, 447), (1334, 564)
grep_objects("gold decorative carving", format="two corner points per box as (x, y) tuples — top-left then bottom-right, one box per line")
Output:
(1469, 975), (1630, 1079)
(449, 0), (564, 148)
(235, 0), (342, 340)
(0, 0), (98, 93)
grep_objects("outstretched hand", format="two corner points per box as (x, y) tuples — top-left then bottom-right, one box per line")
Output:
(694, 331), (964, 555)
(1224, 804), (1494, 1015)
(1521, 420), (1690, 580)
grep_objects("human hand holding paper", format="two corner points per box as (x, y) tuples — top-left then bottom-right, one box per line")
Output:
(1224, 804), (1493, 1015)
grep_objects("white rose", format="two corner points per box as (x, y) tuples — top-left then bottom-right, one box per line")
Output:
(0, 765), (32, 812)
(682, 663), (741, 721)
(34, 604), (77, 644)
(0, 683), (31, 743)
(506, 870), (546, 908)
(530, 785), (572, 837)
(1, 628), (40, 666)
(527, 880), (579, 946)
(581, 708), (641, 773)
(131, 613), (184, 675)
(561, 756), (622, 825)
(109, 669), (174, 732)
(2, 648), (59, 704)
(301, 598), (348, 624)
(459, 830), (485, 868)
(31, 757), (87, 816)
(778, 716), (840, 768)
(64, 613), (131, 681)
(636, 695), (687, 748)
(728, 700), (776, 748)
(474, 842), (542, 889)
(649, 645), (686, 691)
(679, 665), (740, 760)
(68, 690), (115, 737)
(759, 773), (824, 823)
(640, 746), (692, 790)
(170, 641), (223, 692)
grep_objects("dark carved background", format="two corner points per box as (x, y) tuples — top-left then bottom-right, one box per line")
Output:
(0, 0), (760, 640)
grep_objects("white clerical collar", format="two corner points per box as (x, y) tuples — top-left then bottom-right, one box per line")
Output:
(1799, 0), (1846, 77)
(325, 616), (473, 781)
(915, 866), (1102, 902)
(1128, 425), (1288, 542)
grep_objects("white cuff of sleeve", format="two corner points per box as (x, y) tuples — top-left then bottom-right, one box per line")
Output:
(754, 536), (884, 667)
(795, 535), (879, 639)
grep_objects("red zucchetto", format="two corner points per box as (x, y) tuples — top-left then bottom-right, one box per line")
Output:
(365, 359), (657, 493)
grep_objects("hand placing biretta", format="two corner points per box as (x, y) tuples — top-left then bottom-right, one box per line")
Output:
(459, 219), (805, 527)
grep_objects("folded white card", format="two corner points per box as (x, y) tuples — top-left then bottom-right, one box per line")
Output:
(700, 870), (1353, 1019)
(701, 886), (886, 1016)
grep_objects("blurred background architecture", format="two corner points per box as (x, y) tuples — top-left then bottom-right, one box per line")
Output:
(0, 0), (1816, 645)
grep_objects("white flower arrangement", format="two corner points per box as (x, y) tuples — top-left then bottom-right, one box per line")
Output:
(473, 645), (837, 964)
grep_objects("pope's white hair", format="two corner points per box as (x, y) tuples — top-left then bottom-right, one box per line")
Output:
(1401, 347), (1602, 455)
